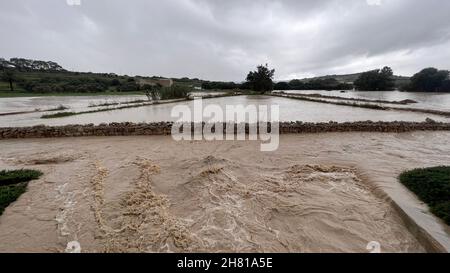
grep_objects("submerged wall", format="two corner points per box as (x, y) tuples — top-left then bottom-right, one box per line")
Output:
(1, 120), (450, 139)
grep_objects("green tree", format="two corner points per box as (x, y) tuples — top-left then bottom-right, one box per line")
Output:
(408, 68), (449, 92)
(274, 81), (290, 90)
(288, 79), (305, 90)
(380, 66), (395, 89)
(354, 66), (395, 91)
(1, 69), (16, 91)
(245, 64), (275, 93)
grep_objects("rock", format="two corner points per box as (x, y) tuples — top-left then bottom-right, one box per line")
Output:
(425, 118), (437, 124)
(399, 99), (418, 104)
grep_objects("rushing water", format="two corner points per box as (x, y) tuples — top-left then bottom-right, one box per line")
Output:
(0, 94), (449, 127)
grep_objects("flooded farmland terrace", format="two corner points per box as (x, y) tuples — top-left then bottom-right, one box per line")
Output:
(1, 93), (450, 127)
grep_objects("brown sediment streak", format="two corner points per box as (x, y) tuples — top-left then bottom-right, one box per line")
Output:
(91, 161), (110, 236)
(90, 158), (195, 252)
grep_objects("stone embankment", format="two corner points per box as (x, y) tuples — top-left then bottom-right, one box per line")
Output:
(1, 120), (449, 139)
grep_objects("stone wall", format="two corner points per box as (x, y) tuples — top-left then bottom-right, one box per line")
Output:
(1, 120), (450, 139)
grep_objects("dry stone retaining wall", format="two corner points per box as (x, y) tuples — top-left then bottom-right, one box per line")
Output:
(1, 120), (450, 139)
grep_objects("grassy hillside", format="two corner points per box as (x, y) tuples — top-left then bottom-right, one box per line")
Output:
(0, 58), (205, 96)
(1, 57), (414, 96)
(0, 70), (205, 96)
(302, 73), (410, 87)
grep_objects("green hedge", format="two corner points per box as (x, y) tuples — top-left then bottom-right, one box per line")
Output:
(399, 166), (450, 225)
(0, 183), (28, 215)
(0, 169), (43, 215)
(0, 169), (43, 186)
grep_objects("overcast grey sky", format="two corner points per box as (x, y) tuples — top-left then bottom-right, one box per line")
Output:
(1, 0), (449, 81)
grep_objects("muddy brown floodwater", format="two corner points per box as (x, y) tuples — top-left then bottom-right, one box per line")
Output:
(1, 132), (450, 253)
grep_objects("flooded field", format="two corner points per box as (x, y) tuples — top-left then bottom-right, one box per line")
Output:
(285, 90), (450, 111)
(0, 94), (448, 127)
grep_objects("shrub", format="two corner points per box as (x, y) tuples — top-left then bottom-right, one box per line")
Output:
(0, 169), (43, 186)
(399, 166), (450, 225)
(117, 82), (140, 92)
(0, 169), (43, 215)
(159, 85), (191, 100)
(0, 183), (28, 215)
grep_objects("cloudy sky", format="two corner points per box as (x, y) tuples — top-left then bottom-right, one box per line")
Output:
(1, 0), (450, 81)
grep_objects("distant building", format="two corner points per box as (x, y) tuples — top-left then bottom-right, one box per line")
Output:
(158, 78), (174, 87)
(136, 77), (173, 88)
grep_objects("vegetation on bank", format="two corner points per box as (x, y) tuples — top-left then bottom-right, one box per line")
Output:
(274, 78), (353, 91)
(244, 64), (275, 93)
(0, 170), (43, 186)
(399, 167), (450, 225)
(0, 169), (43, 215)
(401, 68), (450, 92)
(0, 57), (202, 95)
(0, 68), (143, 94)
(158, 85), (191, 100)
(354, 66), (396, 91)
(322, 66), (448, 92)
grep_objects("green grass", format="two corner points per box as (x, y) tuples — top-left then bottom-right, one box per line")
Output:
(399, 166), (450, 225)
(0, 82), (26, 93)
(0, 183), (29, 215)
(0, 169), (43, 215)
(0, 169), (43, 186)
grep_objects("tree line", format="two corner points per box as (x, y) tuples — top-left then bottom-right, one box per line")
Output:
(401, 68), (450, 92)
(0, 72), (146, 93)
(274, 78), (353, 91)
(353, 66), (450, 92)
(0, 58), (66, 72)
(241, 64), (450, 93)
(1, 58), (449, 93)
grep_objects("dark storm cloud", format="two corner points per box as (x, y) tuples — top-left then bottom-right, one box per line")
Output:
(1, 0), (449, 81)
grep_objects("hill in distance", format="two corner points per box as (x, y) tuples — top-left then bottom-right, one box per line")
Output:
(1, 57), (410, 93)
(298, 72), (410, 86)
